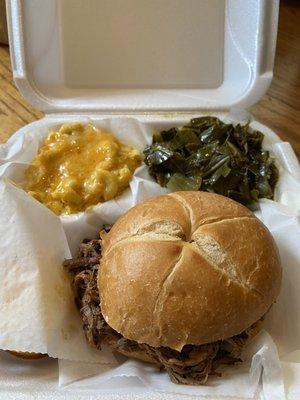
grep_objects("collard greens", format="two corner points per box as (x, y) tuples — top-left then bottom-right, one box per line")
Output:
(143, 117), (278, 208)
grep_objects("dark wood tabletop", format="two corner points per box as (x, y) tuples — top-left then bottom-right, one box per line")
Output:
(0, 0), (299, 157)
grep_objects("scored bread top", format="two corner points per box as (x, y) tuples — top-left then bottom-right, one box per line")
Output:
(99, 191), (281, 351)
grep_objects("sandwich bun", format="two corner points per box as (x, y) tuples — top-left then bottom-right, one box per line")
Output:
(99, 191), (281, 351)
(7, 351), (48, 360)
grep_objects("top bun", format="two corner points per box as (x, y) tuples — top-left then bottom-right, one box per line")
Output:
(99, 192), (281, 351)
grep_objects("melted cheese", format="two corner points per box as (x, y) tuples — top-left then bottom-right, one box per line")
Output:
(24, 123), (141, 215)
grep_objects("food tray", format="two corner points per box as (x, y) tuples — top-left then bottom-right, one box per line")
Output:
(3, 1), (298, 400)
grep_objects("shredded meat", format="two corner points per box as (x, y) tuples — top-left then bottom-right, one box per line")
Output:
(64, 232), (261, 385)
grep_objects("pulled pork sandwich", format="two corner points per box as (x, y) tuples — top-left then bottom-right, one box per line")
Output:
(64, 191), (282, 385)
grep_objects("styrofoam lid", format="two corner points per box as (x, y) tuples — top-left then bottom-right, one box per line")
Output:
(7, 0), (279, 113)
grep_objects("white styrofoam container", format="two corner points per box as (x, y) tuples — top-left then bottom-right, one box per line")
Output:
(3, 0), (279, 399)
(7, 0), (279, 115)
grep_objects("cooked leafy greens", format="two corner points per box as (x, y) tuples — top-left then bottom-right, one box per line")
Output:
(143, 117), (278, 208)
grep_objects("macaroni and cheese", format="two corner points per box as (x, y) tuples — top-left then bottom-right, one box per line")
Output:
(24, 123), (141, 215)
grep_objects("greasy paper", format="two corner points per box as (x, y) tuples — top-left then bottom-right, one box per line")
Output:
(0, 180), (117, 363)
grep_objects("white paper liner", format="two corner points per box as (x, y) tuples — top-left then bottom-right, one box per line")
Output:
(0, 114), (299, 399)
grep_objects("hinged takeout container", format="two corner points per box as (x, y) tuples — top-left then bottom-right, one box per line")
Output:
(4, 1), (296, 400)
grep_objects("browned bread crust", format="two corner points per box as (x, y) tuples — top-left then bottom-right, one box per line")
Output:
(7, 351), (48, 360)
(99, 192), (281, 351)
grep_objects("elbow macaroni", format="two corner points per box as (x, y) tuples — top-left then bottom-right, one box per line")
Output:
(24, 123), (141, 215)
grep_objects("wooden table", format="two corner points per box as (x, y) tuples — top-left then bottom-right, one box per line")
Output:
(0, 1), (299, 158)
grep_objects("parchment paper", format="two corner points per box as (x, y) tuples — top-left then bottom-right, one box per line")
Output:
(0, 115), (299, 399)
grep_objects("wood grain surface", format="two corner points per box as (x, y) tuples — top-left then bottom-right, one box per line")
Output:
(0, 1), (299, 157)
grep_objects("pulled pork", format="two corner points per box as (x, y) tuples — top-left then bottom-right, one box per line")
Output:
(64, 231), (260, 385)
